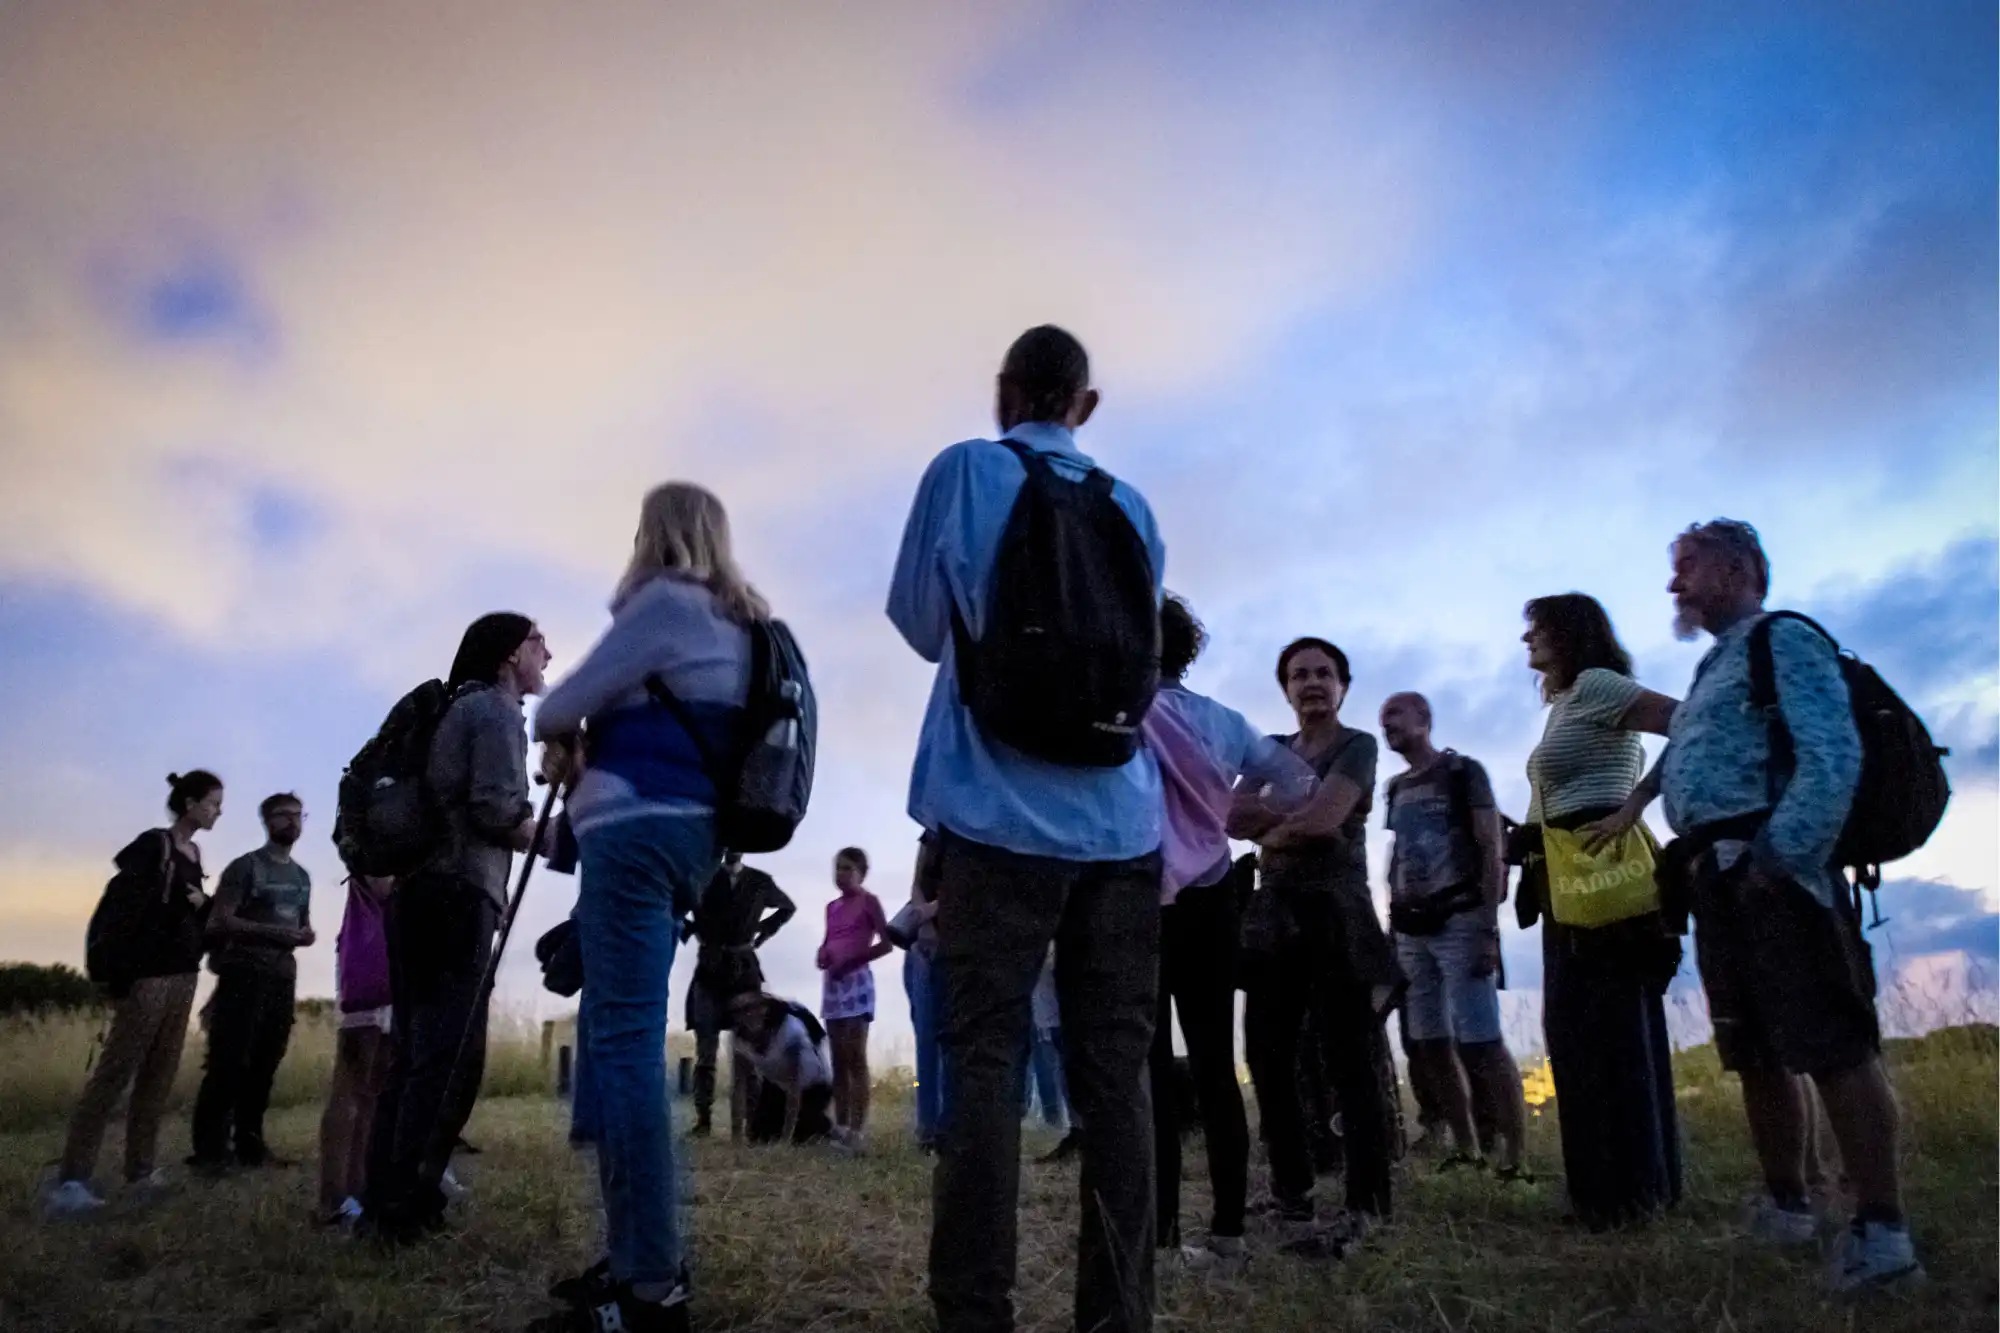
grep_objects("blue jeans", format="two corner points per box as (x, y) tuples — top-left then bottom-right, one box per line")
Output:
(1396, 914), (1503, 1044)
(1022, 1025), (1068, 1129)
(570, 998), (599, 1146)
(575, 815), (717, 1287)
(906, 948), (947, 1144)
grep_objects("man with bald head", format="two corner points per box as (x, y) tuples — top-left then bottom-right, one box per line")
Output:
(1379, 691), (1528, 1180)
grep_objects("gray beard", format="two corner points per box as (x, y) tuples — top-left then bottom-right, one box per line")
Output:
(1672, 605), (1704, 642)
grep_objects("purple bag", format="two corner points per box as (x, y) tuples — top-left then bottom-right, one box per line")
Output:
(335, 879), (392, 1013)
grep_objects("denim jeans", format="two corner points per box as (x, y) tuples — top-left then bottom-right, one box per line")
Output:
(1021, 1025), (1068, 1129)
(906, 947), (946, 1144)
(575, 814), (717, 1287)
(569, 999), (599, 1146)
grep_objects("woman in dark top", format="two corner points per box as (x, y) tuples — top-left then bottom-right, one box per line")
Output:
(48, 771), (221, 1214)
(1231, 638), (1402, 1246)
(1520, 594), (1683, 1230)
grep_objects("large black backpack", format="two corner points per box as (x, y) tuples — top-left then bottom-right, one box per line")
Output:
(1749, 612), (1951, 889)
(648, 618), (817, 855)
(951, 438), (1160, 768)
(333, 679), (455, 876)
(84, 831), (174, 993)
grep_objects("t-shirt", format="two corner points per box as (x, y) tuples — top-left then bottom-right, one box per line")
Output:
(745, 1014), (833, 1090)
(823, 891), (887, 976)
(1527, 668), (1645, 823)
(210, 847), (311, 980)
(1259, 726), (1378, 900)
(1385, 754), (1495, 908)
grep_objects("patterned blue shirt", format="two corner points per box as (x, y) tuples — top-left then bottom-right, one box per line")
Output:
(886, 421), (1166, 862)
(1661, 613), (1861, 906)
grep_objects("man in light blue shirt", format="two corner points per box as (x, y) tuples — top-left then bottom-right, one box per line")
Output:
(888, 325), (1165, 1333)
(1659, 519), (1918, 1294)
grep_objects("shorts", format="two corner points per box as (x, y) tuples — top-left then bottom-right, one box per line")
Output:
(1691, 854), (1879, 1077)
(1395, 914), (1502, 1044)
(822, 967), (875, 1023)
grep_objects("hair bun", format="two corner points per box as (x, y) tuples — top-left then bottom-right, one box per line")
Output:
(166, 773), (182, 786)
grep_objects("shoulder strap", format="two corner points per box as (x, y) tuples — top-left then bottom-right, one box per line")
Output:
(994, 434), (1113, 496)
(1746, 611), (1841, 809)
(156, 830), (176, 904)
(1748, 611), (1839, 711)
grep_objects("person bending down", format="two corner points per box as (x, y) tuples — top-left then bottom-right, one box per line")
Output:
(731, 992), (844, 1146)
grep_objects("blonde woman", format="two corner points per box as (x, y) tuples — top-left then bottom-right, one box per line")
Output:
(533, 483), (763, 1333)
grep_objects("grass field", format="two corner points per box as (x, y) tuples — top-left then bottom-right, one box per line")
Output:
(0, 1015), (1991, 1332)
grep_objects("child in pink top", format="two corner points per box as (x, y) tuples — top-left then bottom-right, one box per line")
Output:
(816, 847), (891, 1139)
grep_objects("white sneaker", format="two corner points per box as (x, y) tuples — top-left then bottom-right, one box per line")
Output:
(1179, 1234), (1247, 1272)
(1829, 1221), (1925, 1295)
(43, 1180), (106, 1218)
(126, 1168), (174, 1193)
(439, 1167), (470, 1202)
(1741, 1195), (1817, 1246)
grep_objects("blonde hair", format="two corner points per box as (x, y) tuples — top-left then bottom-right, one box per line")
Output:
(614, 483), (770, 624)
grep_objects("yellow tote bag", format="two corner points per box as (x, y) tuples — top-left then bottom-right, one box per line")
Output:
(1543, 823), (1661, 928)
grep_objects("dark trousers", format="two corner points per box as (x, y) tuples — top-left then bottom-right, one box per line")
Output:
(748, 1081), (836, 1144)
(191, 967), (296, 1164)
(928, 832), (1162, 1333)
(365, 876), (495, 1231)
(1149, 878), (1250, 1245)
(1544, 918), (1683, 1228)
(1243, 922), (1394, 1219)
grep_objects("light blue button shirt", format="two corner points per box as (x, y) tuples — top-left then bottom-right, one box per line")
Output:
(887, 421), (1166, 862)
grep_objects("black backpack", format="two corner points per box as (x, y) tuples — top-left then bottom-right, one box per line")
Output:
(1749, 612), (1951, 889)
(782, 999), (828, 1048)
(333, 679), (455, 876)
(84, 831), (174, 993)
(648, 619), (817, 855)
(951, 438), (1160, 768)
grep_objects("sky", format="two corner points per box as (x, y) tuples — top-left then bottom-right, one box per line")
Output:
(2, 1), (1994, 1061)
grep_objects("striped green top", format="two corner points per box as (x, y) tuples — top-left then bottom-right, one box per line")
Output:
(1527, 668), (1645, 823)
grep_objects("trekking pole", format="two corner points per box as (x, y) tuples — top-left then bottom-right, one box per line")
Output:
(423, 781), (562, 1183)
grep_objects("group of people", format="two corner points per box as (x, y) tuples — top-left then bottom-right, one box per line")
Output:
(45, 324), (1926, 1333)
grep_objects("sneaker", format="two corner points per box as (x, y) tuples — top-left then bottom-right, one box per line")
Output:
(42, 1180), (107, 1218)
(1037, 1131), (1082, 1165)
(686, 1119), (712, 1140)
(1436, 1152), (1488, 1175)
(1494, 1164), (1539, 1187)
(1742, 1195), (1818, 1246)
(1829, 1220), (1925, 1295)
(125, 1168), (174, 1192)
(1279, 1215), (1362, 1261)
(185, 1154), (232, 1180)
(440, 1167), (470, 1203)
(1179, 1234), (1248, 1272)
(549, 1257), (613, 1305)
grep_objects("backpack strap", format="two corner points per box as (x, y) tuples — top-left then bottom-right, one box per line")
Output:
(155, 829), (176, 905)
(1746, 611), (1841, 809)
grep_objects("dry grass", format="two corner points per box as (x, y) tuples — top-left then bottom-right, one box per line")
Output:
(0, 1007), (554, 1135)
(0, 1028), (1993, 1332)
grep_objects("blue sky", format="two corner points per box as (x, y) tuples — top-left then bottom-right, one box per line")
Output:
(1, 1), (1993, 1053)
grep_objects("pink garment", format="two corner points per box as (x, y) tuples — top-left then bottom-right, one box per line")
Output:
(334, 880), (392, 1013)
(822, 890), (887, 977)
(1144, 692), (1234, 904)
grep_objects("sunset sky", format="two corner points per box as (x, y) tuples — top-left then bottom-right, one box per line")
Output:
(3, 2), (1994, 1052)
